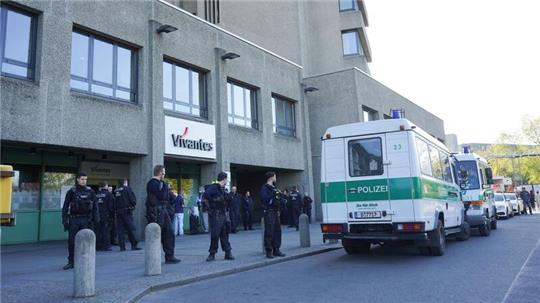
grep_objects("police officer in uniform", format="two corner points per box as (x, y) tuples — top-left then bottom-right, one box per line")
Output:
(114, 179), (141, 251)
(96, 181), (115, 251)
(229, 186), (242, 233)
(203, 172), (235, 261)
(303, 192), (313, 224)
(260, 171), (286, 259)
(280, 189), (289, 226)
(289, 186), (302, 231)
(146, 165), (180, 263)
(61, 172), (99, 270)
(242, 190), (254, 230)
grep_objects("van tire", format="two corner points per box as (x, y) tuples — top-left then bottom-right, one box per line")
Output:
(343, 239), (370, 255)
(430, 220), (446, 256)
(490, 217), (498, 230)
(478, 217), (491, 237)
(456, 221), (471, 241)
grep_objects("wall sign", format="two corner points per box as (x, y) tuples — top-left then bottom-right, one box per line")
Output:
(81, 162), (129, 179)
(165, 116), (216, 160)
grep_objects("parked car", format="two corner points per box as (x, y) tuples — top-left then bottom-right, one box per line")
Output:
(494, 193), (512, 219)
(504, 193), (523, 215)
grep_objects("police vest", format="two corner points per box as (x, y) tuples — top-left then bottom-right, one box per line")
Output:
(70, 187), (93, 215)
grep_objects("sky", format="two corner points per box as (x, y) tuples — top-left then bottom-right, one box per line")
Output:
(365, 0), (540, 144)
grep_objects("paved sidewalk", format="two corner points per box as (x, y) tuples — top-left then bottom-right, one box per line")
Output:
(502, 236), (540, 303)
(1, 224), (339, 303)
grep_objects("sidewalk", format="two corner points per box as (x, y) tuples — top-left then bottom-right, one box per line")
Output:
(1, 224), (339, 303)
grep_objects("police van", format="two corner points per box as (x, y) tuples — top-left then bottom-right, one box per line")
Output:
(453, 150), (497, 236)
(320, 117), (470, 256)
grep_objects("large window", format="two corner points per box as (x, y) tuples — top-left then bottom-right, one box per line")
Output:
(0, 5), (36, 80)
(339, 0), (358, 12)
(272, 96), (296, 137)
(342, 30), (362, 56)
(70, 30), (137, 102)
(348, 138), (384, 177)
(428, 146), (443, 179)
(227, 81), (258, 129)
(163, 61), (207, 118)
(439, 151), (453, 183)
(416, 138), (432, 176)
(456, 160), (480, 190)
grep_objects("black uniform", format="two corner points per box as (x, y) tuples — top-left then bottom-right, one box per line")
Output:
(229, 192), (242, 233)
(114, 185), (139, 250)
(260, 183), (282, 254)
(146, 179), (175, 259)
(242, 196), (254, 230)
(289, 190), (302, 230)
(96, 188), (115, 250)
(62, 185), (99, 265)
(303, 195), (313, 223)
(203, 184), (232, 254)
(280, 194), (289, 226)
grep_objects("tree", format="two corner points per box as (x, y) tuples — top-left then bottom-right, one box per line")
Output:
(522, 115), (540, 146)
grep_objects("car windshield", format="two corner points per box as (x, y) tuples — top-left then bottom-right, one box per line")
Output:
(494, 195), (505, 202)
(456, 160), (480, 190)
(504, 194), (516, 201)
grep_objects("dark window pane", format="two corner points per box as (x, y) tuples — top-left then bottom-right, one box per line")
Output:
(92, 39), (113, 84)
(71, 32), (89, 78)
(349, 138), (384, 177)
(116, 46), (131, 89)
(4, 10), (31, 63)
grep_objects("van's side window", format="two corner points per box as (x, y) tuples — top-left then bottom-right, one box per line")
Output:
(348, 138), (383, 177)
(416, 138), (432, 176)
(439, 151), (453, 183)
(428, 146), (443, 179)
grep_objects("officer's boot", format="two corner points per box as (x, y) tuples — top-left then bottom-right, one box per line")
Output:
(273, 250), (286, 257)
(132, 243), (142, 251)
(63, 262), (74, 270)
(224, 250), (235, 260)
(266, 250), (274, 259)
(206, 253), (216, 262)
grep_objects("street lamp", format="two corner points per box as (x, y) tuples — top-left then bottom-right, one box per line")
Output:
(221, 52), (240, 60)
(156, 24), (178, 34)
(304, 86), (319, 93)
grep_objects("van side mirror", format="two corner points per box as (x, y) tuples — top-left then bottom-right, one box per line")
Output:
(485, 167), (494, 185)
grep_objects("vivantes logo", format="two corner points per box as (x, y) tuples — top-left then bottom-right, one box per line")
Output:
(171, 127), (213, 152)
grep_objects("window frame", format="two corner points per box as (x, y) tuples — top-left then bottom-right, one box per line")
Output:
(348, 137), (384, 177)
(416, 137), (433, 177)
(0, 4), (38, 81)
(162, 58), (208, 119)
(362, 106), (378, 122)
(227, 80), (259, 129)
(272, 94), (297, 137)
(70, 28), (138, 103)
(339, 0), (358, 12)
(341, 29), (362, 57)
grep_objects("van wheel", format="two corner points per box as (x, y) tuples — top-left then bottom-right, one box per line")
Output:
(479, 217), (491, 237)
(456, 221), (471, 241)
(342, 239), (370, 255)
(490, 217), (498, 230)
(430, 220), (446, 256)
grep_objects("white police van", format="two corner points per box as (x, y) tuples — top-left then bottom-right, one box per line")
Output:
(453, 150), (497, 236)
(320, 116), (470, 256)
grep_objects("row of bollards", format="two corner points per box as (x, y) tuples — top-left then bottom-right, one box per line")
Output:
(73, 216), (312, 298)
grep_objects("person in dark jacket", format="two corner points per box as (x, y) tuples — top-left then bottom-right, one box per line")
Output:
(289, 186), (302, 231)
(61, 172), (99, 270)
(229, 186), (242, 233)
(280, 189), (289, 226)
(530, 190), (536, 210)
(260, 171), (286, 259)
(96, 181), (115, 251)
(173, 190), (185, 236)
(242, 190), (254, 230)
(114, 179), (141, 251)
(146, 165), (180, 264)
(520, 187), (532, 215)
(303, 192), (313, 223)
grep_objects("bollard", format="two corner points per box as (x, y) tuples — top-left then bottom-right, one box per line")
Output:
(299, 214), (311, 247)
(145, 223), (161, 276)
(261, 217), (265, 255)
(73, 229), (96, 298)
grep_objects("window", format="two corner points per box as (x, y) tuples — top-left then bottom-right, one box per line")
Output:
(0, 5), (36, 80)
(272, 96), (296, 137)
(428, 146), (443, 180)
(227, 81), (258, 129)
(456, 160), (480, 190)
(342, 30), (362, 56)
(416, 138), (432, 176)
(70, 30), (137, 102)
(163, 61), (207, 118)
(339, 0), (358, 11)
(362, 106), (378, 122)
(348, 138), (384, 177)
(439, 151), (453, 183)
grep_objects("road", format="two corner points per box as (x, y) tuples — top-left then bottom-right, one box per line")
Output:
(141, 214), (540, 303)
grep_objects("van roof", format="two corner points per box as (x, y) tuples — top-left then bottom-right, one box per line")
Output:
(453, 153), (488, 164)
(324, 118), (448, 150)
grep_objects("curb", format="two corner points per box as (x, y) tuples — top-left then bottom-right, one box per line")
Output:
(128, 246), (340, 303)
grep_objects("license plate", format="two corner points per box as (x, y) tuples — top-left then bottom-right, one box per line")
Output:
(354, 211), (381, 219)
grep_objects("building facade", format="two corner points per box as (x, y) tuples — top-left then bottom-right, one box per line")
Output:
(0, 0), (444, 244)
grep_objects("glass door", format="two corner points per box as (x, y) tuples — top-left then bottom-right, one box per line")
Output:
(40, 171), (76, 241)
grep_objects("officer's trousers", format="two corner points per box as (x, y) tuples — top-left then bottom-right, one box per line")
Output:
(243, 210), (252, 230)
(209, 212), (231, 253)
(96, 217), (111, 250)
(68, 216), (91, 264)
(264, 209), (282, 252)
(159, 214), (176, 258)
(117, 210), (138, 249)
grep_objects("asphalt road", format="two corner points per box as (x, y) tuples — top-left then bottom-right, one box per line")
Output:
(141, 214), (540, 303)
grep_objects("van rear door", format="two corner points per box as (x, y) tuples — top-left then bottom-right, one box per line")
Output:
(345, 134), (391, 222)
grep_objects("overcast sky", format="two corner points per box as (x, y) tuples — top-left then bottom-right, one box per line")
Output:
(365, 0), (540, 144)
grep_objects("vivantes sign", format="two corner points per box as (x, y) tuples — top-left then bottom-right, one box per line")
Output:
(165, 116), (216, 159)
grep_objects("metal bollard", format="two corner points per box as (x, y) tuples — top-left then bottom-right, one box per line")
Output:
(145, 223), (161, 276)
(73, 229), (96, 298)
(299, 214), (311, 247)
(261, 217), (265, 255)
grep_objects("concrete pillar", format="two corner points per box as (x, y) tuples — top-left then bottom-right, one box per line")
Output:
(145, 223), (161, 276)
(261, 217), (265, 255)
(73, 229), (95, 298)
(299, 214), (310, 247)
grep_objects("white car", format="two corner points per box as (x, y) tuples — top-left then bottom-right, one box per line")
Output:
(504, 193), (523, 215)
(494, 193), (512, 219)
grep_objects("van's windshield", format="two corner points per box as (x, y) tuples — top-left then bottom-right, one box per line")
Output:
(456, 160), (480, 190)
(494, 195), (504, 202)
(504, 194), (516, 201)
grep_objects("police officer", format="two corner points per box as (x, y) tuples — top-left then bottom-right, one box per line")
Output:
(289, 186), (302, 231)
(96, 181), (115, 251)
(61, 172), (99, 270)
(146, 165), (180, 264)
(280, 189), (289, 226)
(114, 179), (141, 251)
(203, 172), (235, 261)
(229, 186), (242, 233)
(260, 171), (286, 259)
(242, 190), (254, 230)
(520, 187), (532, 215)
(303, 192), (313, 224)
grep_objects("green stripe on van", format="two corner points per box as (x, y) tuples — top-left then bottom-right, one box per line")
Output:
(320, 177), (459, 203)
